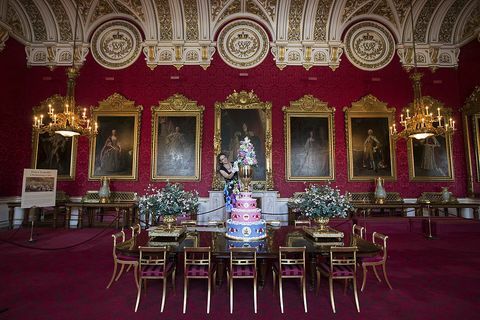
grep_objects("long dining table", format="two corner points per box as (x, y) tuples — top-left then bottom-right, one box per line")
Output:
(117, 224), (381, 288)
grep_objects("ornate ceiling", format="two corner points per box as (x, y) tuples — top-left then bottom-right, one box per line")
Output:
(0, 0), (479, 70)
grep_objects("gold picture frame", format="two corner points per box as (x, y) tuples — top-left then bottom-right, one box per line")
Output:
(461, 86), (480, 193)
(212, 90), (273, 191)
(151, 94), (204, 181)
(283, 95), (335, 181)
(88, 93), (142, 180)
(31, 94), (77, 181)
(344, 95), (397, 181)
(407, 96), (454, 181)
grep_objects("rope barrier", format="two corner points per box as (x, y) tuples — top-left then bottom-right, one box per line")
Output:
(0, 217), (119, 251)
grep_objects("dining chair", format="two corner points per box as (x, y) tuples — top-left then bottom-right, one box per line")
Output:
(352, 224), (366, 239)
(106, 231), (139, 289)
(228, 247), (258, 313)
(316, 246), (360, 313)
(272, 246), (307, 313)
(135, 246), (176, 312)
(131, 223), (141, 238)
(360, 232), (393, 291)
(183, 247), (216, 314)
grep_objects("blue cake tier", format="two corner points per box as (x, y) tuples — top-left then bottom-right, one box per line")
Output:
(227, 239), (266, 251)
(225, 219), (267, 240)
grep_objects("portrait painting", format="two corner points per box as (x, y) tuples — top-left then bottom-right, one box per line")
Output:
(283, 95), (335, 181)
(88, 93), (142, 180)
(408, 135), (454, 181)
(151, 94), (203, 181)
(212, 90), (273, 191)
(32, 132), (77, 180)
(345, 95), (396, 181)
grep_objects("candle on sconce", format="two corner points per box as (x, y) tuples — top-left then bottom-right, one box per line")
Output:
(437, 108), (441, 117)
(400, 114), (404, 123)
(452, 120), (455, 130)
(426, 106), (429, 115)
(406, 109), (410, 118)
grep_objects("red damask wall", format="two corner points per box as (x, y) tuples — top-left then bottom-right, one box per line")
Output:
(0, 38), (479, 198)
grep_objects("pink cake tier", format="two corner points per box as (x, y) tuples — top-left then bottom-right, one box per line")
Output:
(226, 191), (266, 240)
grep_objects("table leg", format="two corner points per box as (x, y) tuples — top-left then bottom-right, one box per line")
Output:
(309, 253), (316, 290)
(215, 258), (225, 287)
(115, 208), (120, 229)
(8, 206), (14, 229)
(66, 207), (71, 229)
(258, 259), (267, 289)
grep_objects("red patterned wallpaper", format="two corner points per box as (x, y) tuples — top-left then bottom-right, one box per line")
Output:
(0, 38), (479, 198)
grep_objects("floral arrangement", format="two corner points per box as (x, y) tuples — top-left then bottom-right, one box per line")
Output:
(138, 183), (199, 224)
(236, 137), (258, 166)
(287, 184), (353, 218)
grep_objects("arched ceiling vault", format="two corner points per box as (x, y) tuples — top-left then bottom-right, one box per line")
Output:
(0, 0), (478, 70)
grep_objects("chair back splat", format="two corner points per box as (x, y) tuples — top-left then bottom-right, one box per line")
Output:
(135, 246), (176, 313)
(228, 247), (258, 313)
(183, 247), (216, 314)
(272, 246), (307, 313)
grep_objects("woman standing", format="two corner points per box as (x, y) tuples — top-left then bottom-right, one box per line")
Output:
(217, 152), (239, 212)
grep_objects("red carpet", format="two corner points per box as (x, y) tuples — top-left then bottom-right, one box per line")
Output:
(1, 220), (480, 320)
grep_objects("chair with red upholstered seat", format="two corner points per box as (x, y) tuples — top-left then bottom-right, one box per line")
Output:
(135, 246), (176, 312)
(106, 231), (139, 289)
(228, 247), (258, 313)
(360, 232), (393, 291)
(316, 246), (360, 313)
(272, 246), (307, 313)
(352, 224), (365, 239)
(183, 247), (216, 314)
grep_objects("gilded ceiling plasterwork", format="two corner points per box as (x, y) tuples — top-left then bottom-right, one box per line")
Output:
(414, 0), (441, 43)
(256, 0), (277, 21)
(462, 4), (480, 40)
(6, 3), (24, 38)
(217, 0), (241, 24)
(46, 0), (73, 41)
(371, 0), (396, 27)
(90, 0), (115, 25)
(154, 0), (173, 41)
(211, 0), (230, 21)
(391, 0), (410, 26)
(342, 0), (372, 22)
(183, 0), (199, 41)
(78, 0), (94, 22)
(246, 0), (270, 23)
(1, 0), (479, 70)
(439, 0), (469, 43)
(18, 0), (47, 41)
(313, 0), (333, 41)
(287, 0), (304, 41)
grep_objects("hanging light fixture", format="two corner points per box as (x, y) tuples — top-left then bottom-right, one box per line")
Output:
(32, 0), (97, 138)
(390, 0), (455, 140)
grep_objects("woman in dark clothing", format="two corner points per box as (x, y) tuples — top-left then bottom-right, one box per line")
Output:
(217, 152), (239, 212)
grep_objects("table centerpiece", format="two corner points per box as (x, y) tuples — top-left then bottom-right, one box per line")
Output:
(138, 183), (199, 237)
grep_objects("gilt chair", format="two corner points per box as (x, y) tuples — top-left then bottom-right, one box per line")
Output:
(360, 232), (393, 291)
(272, 246), (307, 313)
(352, 224), (366, 239)
(106, 231), (139, 289)
(316, 246), (360, 313)
(135, 246), (176, 312)
(228, 247), (258, 313)
(183, 247), (216, 314)
(130, 223), (141, 238)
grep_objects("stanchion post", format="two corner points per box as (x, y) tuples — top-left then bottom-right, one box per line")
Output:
(28, 207), (36, 243)
(425, 203), (437, 240)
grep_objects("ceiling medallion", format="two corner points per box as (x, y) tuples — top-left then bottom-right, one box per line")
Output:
(217, 19), (269, 69)
(91, 20), (142, 70)
(344, 21), (395, 71)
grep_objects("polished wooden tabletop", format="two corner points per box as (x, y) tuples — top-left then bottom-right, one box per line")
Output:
(117, 225), (380, 258)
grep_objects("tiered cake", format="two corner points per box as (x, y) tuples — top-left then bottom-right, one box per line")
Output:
(225, 192), (266, 240)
